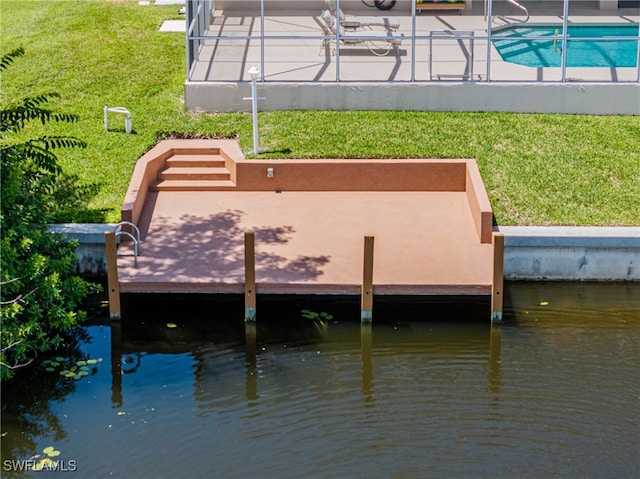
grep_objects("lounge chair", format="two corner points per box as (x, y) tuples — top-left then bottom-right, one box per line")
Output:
(325, 0), (400, 31)
(320, 10), (403, 56)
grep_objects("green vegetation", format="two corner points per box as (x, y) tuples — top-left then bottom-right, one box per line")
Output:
(42, 356), (102, 380)
(301, 310), (334, 321)
(1, 0), (638, 226)
(1, 48), (98, 381)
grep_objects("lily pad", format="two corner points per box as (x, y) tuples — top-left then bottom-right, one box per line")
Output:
(73, 374), (82, 380)
(45, 367), (55, 372)
(77, 370), (89, 377)
(43, 446), (61, 457)
(76, 360), (87, 366)
(55, 356), (65, 362)
(79, 365), (90, 372)
(166, 322), (178, 329)
(87, 359), (98, 365)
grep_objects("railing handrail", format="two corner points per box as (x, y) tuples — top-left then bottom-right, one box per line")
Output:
(504, 0), (530, 24)
(114, 221), (140, 242)
(114, 222), (140, 267)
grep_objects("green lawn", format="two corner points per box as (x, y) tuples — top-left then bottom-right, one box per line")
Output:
(2, 0), (639, 225)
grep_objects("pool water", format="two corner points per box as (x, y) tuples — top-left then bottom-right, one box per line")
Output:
(492, 23), (639, 68)
(1, 283), (639, 478)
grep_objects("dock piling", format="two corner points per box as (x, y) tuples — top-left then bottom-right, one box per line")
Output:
(361, 235), (375, 323)
(244, 232), (257, 322)
(491, 232), (505, 323)
(105, 231), (121, 320)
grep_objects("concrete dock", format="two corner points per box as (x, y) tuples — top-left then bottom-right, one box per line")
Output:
(113, 140), (497, 298)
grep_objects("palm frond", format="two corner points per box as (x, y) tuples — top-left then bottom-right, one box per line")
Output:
(0, 96), (79, 133)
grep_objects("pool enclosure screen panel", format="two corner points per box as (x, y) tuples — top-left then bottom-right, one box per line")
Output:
(186, 0), (640, 83)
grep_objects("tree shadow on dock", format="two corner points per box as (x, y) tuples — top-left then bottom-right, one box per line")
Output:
(136, 208), (330, 284)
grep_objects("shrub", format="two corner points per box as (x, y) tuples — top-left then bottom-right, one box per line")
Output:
(1, 48), (98, 381)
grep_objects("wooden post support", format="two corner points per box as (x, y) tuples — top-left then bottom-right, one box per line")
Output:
(244, 232), (256, 322)
(491, 232), (505, 323)
(104, 231), (121, 320)
(361, 235), (375, 323)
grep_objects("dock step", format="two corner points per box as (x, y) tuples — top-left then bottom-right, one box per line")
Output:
(153, 150), (236, 191)
(165, 154), (227, 168)
(159, 166), (231, 181)
(151, 179), (238, 191)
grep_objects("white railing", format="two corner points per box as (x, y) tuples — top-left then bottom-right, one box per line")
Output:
(114, 221), (140, 267)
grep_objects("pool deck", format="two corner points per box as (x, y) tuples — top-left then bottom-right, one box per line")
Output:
(184, 2), (639, 113)
(189, 2), (640, 83)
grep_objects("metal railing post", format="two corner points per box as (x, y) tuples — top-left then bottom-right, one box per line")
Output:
(486, 0), (493, 81)
(561, 0), (570, 82)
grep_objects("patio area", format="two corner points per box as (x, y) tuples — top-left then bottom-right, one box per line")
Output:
(188, 2), (637, 81)
(183, 1), (639, 113)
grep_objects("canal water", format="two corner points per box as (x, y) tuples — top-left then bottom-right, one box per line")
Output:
(1, 283), (638, 478)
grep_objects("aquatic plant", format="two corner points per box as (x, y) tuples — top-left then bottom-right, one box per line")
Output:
(301, 310), (333, 321)
(301, 310), (334, 336)
(41, 356), (102, 381)
(29, 446), (62, 471)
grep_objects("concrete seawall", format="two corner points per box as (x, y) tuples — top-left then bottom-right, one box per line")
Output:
(498, 226), (639, 281)
(52, 224), (639, 282)
(49, 224), (118, 277)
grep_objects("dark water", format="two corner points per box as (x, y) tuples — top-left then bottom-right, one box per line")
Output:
(2, 283), (639, 479)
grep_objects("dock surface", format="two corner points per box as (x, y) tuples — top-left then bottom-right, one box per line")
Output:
(115, 140), (496, 298)
(118, 190), (493, 294)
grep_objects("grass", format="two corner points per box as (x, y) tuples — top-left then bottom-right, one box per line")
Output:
(1, 0), (639, 226)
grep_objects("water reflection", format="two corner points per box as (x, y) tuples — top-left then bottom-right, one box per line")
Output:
(1, 369), (74, 477)
(110, 321), (123, 408)
(113, 304), (499, 413)
(2, 283), (638, 478)
(0, 332), (92, 478)
(488, 324), (503, 395)
(361, 324), (373, 404)
(244, 322), (258, 402)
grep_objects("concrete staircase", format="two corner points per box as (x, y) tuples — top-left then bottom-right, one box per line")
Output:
(151, 150), (235, 191)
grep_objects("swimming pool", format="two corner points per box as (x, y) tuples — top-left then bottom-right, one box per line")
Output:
(492, 23), (639, 68)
